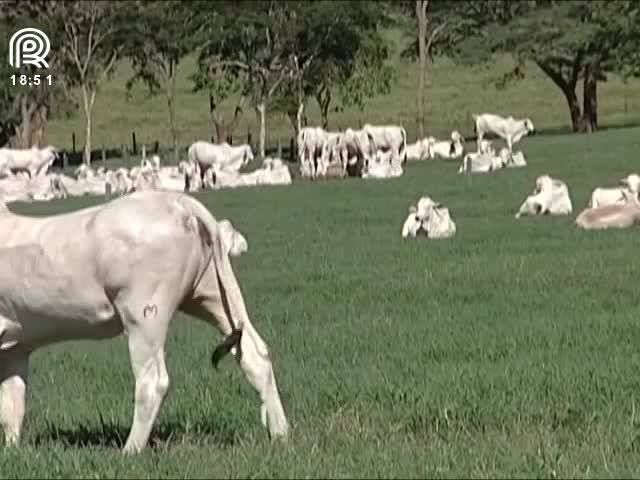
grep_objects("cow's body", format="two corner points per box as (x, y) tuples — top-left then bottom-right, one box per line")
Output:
(0, 146), (58, 178)
(515, 175), (573, 218)
(472, 113), (535, 152)
(0, 191), (289, 453)
(188, 141), (253, 175)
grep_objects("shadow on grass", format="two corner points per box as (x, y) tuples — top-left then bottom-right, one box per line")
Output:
(33, 416), (242, 450)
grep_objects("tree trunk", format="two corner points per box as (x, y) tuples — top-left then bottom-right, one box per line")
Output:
(564, 88), (583, 133)
(167, 94), (178, 161)
(18, 95), (32, 149)
(30, 104), (48, 148)
(535, 59), (584, 133)
(82, 86), (96, 165)
(257, 101), (266, 159)
(315, 86), (331, 130)
(416, 0), (428, 139)
(581, 61), (598, 133)
(214, 121), (229, 144)
(296, 101), (304, 135)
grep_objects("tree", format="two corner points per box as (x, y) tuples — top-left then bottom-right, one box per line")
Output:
(284, 0), (394, 133)
(200, 1), (297, 159)
(0, 1), (76, 148)
(125, 1), (205, 161)
(438, 0), (640, 133)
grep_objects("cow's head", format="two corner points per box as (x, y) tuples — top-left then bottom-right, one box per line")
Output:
(524, 118), (535, 134)
(218, 219), (249, 257)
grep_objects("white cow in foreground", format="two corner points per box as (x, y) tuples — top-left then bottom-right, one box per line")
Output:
(401, 195), (456, 239)
(0, 190), (289, 453)
(0, 145), (58, 178)
(473, 113), (535, 152)
(576, 189), (640, 230)
(515, 174), (573, 218)
(188, 141), (254, 174)
(588, 173), (640, 209)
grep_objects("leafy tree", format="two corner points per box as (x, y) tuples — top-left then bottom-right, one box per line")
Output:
(51, 0), (123, 163)
(0, 1), (76, 148)
(199, 1), (297, 159)
(437, 0), (640, 133)
(124, 0), (206, 161)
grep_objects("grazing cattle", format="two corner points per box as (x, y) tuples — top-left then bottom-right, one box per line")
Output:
(478, 139), (496, 156)
(297, 127), (327, 179)
(588, 173), (640, 208)
(515, 175), (573, 218)
(0, 146), (58, 178)
(362, 124), (407, 165)
(405, 138), (433, 162)
(208, 158), (292, 190)
(430, 131), (465, 160)
(401, 196), (456, 239)
(188, 141), (254, 175)
(457, 150), (507, 174)
(576, 189), (640, 230)
(340, 128), (377, 175)
(473, 113), (535, 152)
(317, 131), (346, 178)
(503, 149), (528, 168)
(362, 150), (403, 179)
(0, 190), (290, 453)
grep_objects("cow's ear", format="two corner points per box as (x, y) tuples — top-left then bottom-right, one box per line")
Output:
(409, 205), (417, 213)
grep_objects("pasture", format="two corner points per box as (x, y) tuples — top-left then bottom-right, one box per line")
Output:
(44, 28), (640, 154)
(2, 125), (640, 478)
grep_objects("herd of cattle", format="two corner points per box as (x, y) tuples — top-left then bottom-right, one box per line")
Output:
(0, 111), (639, 455)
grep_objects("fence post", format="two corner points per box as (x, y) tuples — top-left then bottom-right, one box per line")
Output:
(141, 144), (146, 161)
(122, 144), (130, 167)
(131, 131), (137, 155)
(71, 132), (76, 154)
(101, 146), (106, 169)
(277, 137), (282, 159)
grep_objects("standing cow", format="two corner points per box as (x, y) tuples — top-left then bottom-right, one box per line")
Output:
(362, 124), (407, 166)
(472, 113), (535, 152)
(0, 191), (290, 453)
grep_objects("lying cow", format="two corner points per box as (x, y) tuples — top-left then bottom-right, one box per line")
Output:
(458, 149), (508, 174)
(430, 131), (465, 160)
(576, 189), (640, 230)
(515, 174), (573, 218)
(405, 138), (433, 162)
(588, 173), (640, 209)
(473, 113), (535, 152)
(401, 196), (456, 239)
(0, 191), (289, 453)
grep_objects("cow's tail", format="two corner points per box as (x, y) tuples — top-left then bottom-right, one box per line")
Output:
(399, 127), (407, 164)
(179, 195), (269, 367)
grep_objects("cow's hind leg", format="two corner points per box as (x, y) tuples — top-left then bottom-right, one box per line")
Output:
(197, 298), (290, 440)
(0, 351), (29, 447)
(117, 294), (173, 454)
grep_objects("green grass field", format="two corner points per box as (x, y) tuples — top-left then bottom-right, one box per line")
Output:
(2, 125), (640, 478)
(44, 28), (640, 155)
